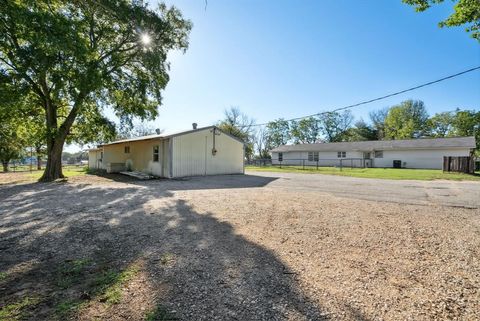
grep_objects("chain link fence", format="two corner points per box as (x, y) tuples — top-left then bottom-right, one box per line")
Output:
(246, 158), (372, 169)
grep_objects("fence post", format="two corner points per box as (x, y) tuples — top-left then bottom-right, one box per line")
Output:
(280, 160), (282, 169)
(302, 159), (305, 170)
(340, 159), (342, 171)
(316, 160), (318, 170)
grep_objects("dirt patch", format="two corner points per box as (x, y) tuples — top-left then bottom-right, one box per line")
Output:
(1, 174), (479, 320)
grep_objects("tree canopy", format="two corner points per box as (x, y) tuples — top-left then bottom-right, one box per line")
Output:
(384, 100), (429, 139)
(0, 0), (191, 180)
(216, 107), (255, 160)
(403, 0), (480, 41)
(290, 117), (321, 144)
(318, 111), (353, 142)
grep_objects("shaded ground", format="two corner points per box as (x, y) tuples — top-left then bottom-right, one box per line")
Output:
(0, 172), (479, 320)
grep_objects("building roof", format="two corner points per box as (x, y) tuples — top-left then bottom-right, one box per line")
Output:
(98, 125), (244, 147)
(270, 136), (476, 153)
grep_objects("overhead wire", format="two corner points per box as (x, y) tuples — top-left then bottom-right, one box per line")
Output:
(241, 66), (480, 128)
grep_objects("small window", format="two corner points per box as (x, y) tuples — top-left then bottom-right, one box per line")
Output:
(278, 152), (283, 162)
(308, 152), (319, 161)
(153, 145), (159, 162)
(124, 146), (130, 154)
(337, 151), (346, 158)
(374, 151), (383, 158)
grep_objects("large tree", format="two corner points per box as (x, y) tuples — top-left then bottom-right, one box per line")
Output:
(426, 111), (455, 137)
(290, 117), (321, 144)
(384, 100), (429, 139)
(265, 119), (291, 149)
(451, 109), (480, 152)
(403, 0), (480, 41)
(253, 126), (270, 159)
(343, 120), (378, 142)
(216, 107), (255, 160)
(318, 110), (353, 142)
(369, 107), (390, 140)
(0, 0), (191, 181)
(0, 108), (26, 172)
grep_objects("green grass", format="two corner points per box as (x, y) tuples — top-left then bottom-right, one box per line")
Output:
(56, 259), (92, 289)
(28, 165), (88, 180)
(53, 260), (140, 319)
(94, 264), (140, 305)
(54, 299), (86, 320)
(0, 297), (41, 321)
(0, 272), (7, 281)
(246, 165), (480, 181)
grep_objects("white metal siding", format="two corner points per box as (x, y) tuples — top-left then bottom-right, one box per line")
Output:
(273, 148), (471, 169)
(373, 148), (471, 169)
(172, 129), (244, 177)
(272, 151), (364, 166)
(88, 150), (104, 170)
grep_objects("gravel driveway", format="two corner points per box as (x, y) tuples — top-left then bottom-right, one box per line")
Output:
(246, 170), (480, 208)
(1, 172), (479, 320)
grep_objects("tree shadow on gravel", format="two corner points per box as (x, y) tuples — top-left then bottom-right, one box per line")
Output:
(0, 176), (347, 320)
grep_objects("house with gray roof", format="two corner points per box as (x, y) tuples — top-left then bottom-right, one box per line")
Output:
(270, 136), (476, 169)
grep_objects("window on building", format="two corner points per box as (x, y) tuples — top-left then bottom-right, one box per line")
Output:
(337, 151), (346, 158)
(308, 152), (319, 161)
(153, 145), (159, 162)
(124, 146), (130, 154)
(374, 151), (383, 158)
(278, 152), (283, 161)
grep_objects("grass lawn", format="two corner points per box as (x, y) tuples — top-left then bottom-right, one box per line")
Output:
(27, 166), (88, 180)
(246, 165), (480, 181)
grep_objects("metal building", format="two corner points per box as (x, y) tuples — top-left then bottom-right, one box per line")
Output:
(88, 126), (245, 178)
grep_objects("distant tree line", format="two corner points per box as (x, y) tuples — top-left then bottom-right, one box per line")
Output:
(217, 101), (480, 160)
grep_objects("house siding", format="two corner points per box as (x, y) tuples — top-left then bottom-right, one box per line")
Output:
(88, 149), (104, 170)
(172, 128), (244, 177)
(272, 151), (365, 167)
(102, 138), (167, 176)
(272, 148), (472, 169)
(373, 148), (471, 169)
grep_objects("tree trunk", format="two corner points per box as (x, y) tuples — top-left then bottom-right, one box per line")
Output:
(38, 81), (86, 182)
(36, 146), (42, 170)
(2, 161), (8, 172)
(39, 139), (65, 181)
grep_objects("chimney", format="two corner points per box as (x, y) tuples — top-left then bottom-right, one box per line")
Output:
(192, 123), (198, 129)
(155, 128), (161, 134)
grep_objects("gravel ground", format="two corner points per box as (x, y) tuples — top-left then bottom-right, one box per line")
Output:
(0, 172), (479, 320)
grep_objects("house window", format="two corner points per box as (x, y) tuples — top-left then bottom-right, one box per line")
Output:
(337, 151), (346, 158)
(153, 145), (159, 162)
(374, 151), (383, 158)
(278, 152), (283, 161)
(124, 146), (130, 154)
(308, 152), (319, 161)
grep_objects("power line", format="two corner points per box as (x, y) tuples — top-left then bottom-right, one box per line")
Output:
(245, 66), (480, 128)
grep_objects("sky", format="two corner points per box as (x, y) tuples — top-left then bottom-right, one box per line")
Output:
(70, 0), (480, 151)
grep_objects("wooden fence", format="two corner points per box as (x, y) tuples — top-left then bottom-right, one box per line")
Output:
(443, 156), (474, 174)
